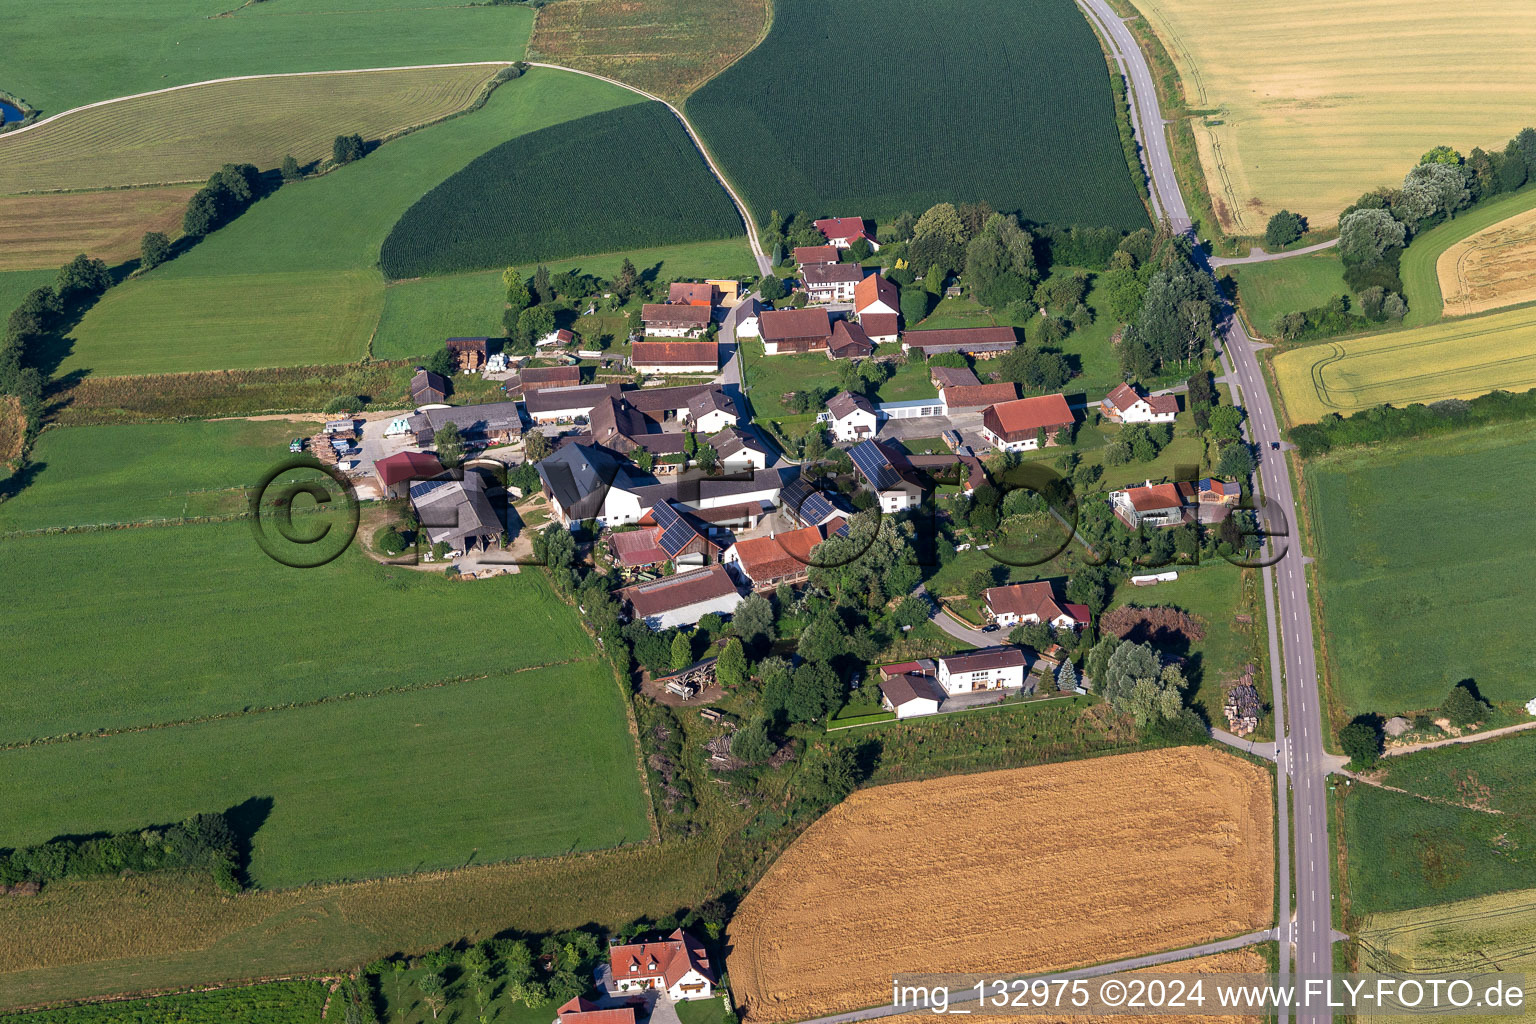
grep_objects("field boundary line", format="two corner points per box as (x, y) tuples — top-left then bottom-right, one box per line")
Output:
(824, 693), (1081, 731)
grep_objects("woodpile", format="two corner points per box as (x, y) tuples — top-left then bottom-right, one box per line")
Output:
(310, 434), (338, 465)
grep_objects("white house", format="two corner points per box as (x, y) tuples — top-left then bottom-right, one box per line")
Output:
(537, 328), (575, 348)
(802, 263), (863, 304)
(1100, 382), (1178, 424)
(710, 427), (770, 471)
(686, 388), (739, 434)
(854, 273), (899, 316)
(848, 438), (924, 512)
(936, 647), (1027, 693)
(607, 930), (716, 1000)
(826, 390), (878, 442)
(523, 383), (623, 424)
(641, 303), (712, 338)
(983, 581), (1083, 630)
(732, 297), (763, 338)
(617, 566), (742, 631)
(814, 216), (880, 251)
(879, 673), (945, 719)
(980, 394), (1076, 453)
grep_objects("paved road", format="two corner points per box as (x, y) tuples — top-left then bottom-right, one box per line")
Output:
(1210, 238), (1340, 268)
(1076, 0), (1335, 1012)
(798, 929), (1279, 1024)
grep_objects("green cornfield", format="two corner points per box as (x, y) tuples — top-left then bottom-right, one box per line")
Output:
(686, 0), (1149, 230)
(0, 981), (328, 1023)
(380, 102), (744, 279)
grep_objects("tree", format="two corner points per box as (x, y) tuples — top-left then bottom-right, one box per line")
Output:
(731, 714), (775, 763)
(504, 268), (531, 317)
(716, 638), (748, 690)
(696, 441), (717, 472)
(1100, 640), (1159, 708)
(1216, 441), (1255, 480)
(280, 154), (302, 181)
(1340, 718), (1383, 770)
(796, 613), (844, 665)
(1207, 404), (1244, 439)
(1440, 683), (1490, 727)
(518, 305), (555, 347)
(1264, 210), (1306, 249)
(139, 231), (172, 271)
(670, 631), (694, 672)
(614, 258), (639, 301)
(333, 133), (366, 165)
(1337, 208), (1407, 267)
(533, 265), (552, 305)
(632, 446), (653, 473)
(1401, 161), (1471, 222)
(419, 972), (447, 1020)
(1120, 664), (1186, 726)
(961, 567), (994, 601)
(1056, 659), (1079, 693)
(759, 274), (786, 302)
(435, 421), (465, 466)
(1420, 145), (1461, 166)
(55, 253), (111, 300)
(523, 429), (551, 462)
(1086, 634), (1120, 689)
(784, 661), (840, 723)
(732, 592), (775, 647)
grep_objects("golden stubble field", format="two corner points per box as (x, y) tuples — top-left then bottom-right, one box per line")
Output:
(1123, 0), (1536, 233)
(0, 188), (196, 271)
(727, 747), (1274, 1024)
(1438, 205), (1536, 317)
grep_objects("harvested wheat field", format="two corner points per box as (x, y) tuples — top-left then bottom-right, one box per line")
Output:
(1271, 304), (1536, 423)
(0, 187), (195, 271)
(727, 747), (1273, 1024)
(879, 949), (1269, 1024)
(1123, 0), (1536, 233)
(1438, 205), (1536, 317)
(0, 64), (499, 195)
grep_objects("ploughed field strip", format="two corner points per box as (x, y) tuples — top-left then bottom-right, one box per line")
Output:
(0, 65), (501, 195)
(1272, 304), (1536, 423)
(727, 747), (1272, 1023)
(1123, 0), (1536, 231)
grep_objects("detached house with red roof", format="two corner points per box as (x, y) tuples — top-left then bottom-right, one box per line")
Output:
(606, 929), (716, 1001)
(854, 273), (899, 316)
(983, 581), (1086, 630)
(980, 394), (1075, 452)
(557, 997), (636, 1024)
(1109, 480), (1187, 529)
(1100, 382), (1178, 424)
(814, 216), (880, 251)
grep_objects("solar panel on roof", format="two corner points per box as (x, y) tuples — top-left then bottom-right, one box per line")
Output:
(781, 475), (835, 525)
(408, 479), (448, 501)
(850, 440), (899, 491)
(652, 501), (700, 558)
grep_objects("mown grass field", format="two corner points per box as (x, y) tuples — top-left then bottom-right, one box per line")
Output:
(0, 269), (58, 319)
(381, 103), (743, 278)
(0, 660), (650, 889)
(1272, 303), (1536, 423)
(529, 0), (769, 102)
(0, 65), (501, 196)
(0, 188), (196, 271)
(1226, 252), (1349, 337)
(1357, 888), (1536, 1024)
(1122, 0), (1536, 232)
(1305, 419), (1536, 715)
(1, 522), (593, 743)
(686, 0), (1147, 229)
(0, 420), (318, 532)
(374, 237), (754, 360)
(1379, 730), (1536, 816)
(4, 0), (533, 114)
(60, 69), (642, 376)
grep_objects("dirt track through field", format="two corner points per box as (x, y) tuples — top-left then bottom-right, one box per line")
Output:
(727, 747), (1273, 1024)
(1437, 205), (1536, 317)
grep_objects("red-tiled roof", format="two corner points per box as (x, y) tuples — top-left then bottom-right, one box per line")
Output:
(1146, 393), (1179, 415)
(730, 524), (827, 582)
(854, 273), (898, 312)
(630, 340), (719, 367)
(814, 217), (870, 242)
(828, 320), (875, 358)
(607, 930), (713, 989)
(610, 529), (669, 567)
(1103, 382), (1141, 411)
(558, 998), (636, 1024)
(942, 382), (1018, 409)
(668, 282), (714, 306)
(941, 646), (1027, 673)
(860, 313), (900, 338)
(1124, 482), (1184, 511)
(983, 394), (1075, 440)
(1064, 603), (1091, 627)
(375, 450), (443, 487)
(760, 307), (832, 342)
(619, 566), (738, 617)
(793, 245), (840, 266)
(984, 581), (1072, 622)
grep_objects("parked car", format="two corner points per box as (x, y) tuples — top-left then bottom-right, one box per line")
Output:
(982, 623), (1000, 633)
(288, 438), (304, 452)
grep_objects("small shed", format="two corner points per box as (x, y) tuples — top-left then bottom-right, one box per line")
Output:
(410, 367), (449, 406)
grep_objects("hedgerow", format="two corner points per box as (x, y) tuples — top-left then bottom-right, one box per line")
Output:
(0, 981), (328, 1023)
(685, 0), (1148, 230)
(0, 812), (243, 893)
(379, 103), (743, 279)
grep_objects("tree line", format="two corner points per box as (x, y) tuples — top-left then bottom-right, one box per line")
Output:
(0, 810), (244, 893)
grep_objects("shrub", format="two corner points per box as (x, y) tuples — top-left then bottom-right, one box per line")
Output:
(323, 394), (362, 413)
(333, 133), (366, 165)
(1264, 210), (1306, 249)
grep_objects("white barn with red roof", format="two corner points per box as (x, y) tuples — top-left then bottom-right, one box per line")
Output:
(980, 394), (1075, 452)
(607, 929), (715, 1000)
(854, 273), (899, 316)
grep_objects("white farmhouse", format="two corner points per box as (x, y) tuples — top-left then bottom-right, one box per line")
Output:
(1100, 382), (1178, 424)
(936, 647), (1027, 693)
(826, 390), (878, 442)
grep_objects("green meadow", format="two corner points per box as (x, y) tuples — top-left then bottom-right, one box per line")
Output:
(1226, 251), (1349, 337)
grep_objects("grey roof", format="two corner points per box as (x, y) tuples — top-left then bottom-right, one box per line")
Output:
(627, 467), (788, 512)
(802, 263), (865, 286)
(536, 443), (634, 519)
(687, 388), (737, 420)
(406, 401), (523, 445)
(409, 473), (502, 548)
(827, 390), (876, 420)
(880, 673), (946, 707)
(850, 439), (923, 494)
(619, 565), (740, 619)
(523, 382), (624, 416)
(410, 368), (448, 400)
(709, 426), (767, 458)
(779, 473), (842, 526)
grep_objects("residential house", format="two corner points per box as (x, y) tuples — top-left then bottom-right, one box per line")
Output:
(849, 438), (925, 511)
(827, 320), (875, 360)
(1109, 481), (1187, 529)
(584, 385), (737, 457)
(622, 468), (788, 528)
(374, 450), (443, 499)
(940, 382), (1018, 414)
(406, 401), (524, 448)
(779, 474), (849, 528)
(555, 997), (635, 1024)
(409, 367), (448, 406)
(524, 382), (624, 423)
(1195, 477), (1241, 522)
(537, 328), (576, 349)
(445, 336), (490, 372)
(519, 365), (582, 393)
(936, 646), (1027, 693)
(760, 308), (833, 355)
(826, 390), (879, 442)
(979, 394), (1075, 452)
(860, 312), (900, 345)
(854, 273), (899, 316)
(983, 580), (1083, 629)
(668, 281), (715, 307)
(710, 426), (770, 471)
(641, 303), (712, 338)
(902, 326), (1020, 359)
(793, 245), (840, 268)
(683, 387), (739, 433)
(1100, 382), (1178, 424)
(537, 442), (635, 526)
(722, 520), (844, 590)
(630, 340), (719, 374)
(409, 473), (502, 555)
(814, 216), (880, 251)
(606, 929), (716, 1000)
(879, 673), (946, 719)
(731, 297), (764, 338)
(802, 263), (863, 304)
(618, 565), (742, 630)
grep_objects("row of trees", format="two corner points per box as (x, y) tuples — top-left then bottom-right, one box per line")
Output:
(1, 253), (114, 432)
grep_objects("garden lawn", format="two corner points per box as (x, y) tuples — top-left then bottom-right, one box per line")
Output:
(1342, 781), (1536, 915)
(1306, 418), (1536, 716)
(0, 420), (319, 532)
(687, 0), (1147, 229)
(3, 0), (533, 114)
(0, 659), (650, 889)
(739, 338), (940, 420)
(373, 237), (754, 360)
(0, 521), (593, 743)
(62, 69), (641, 376)
(1226, 252), (1349, 338)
